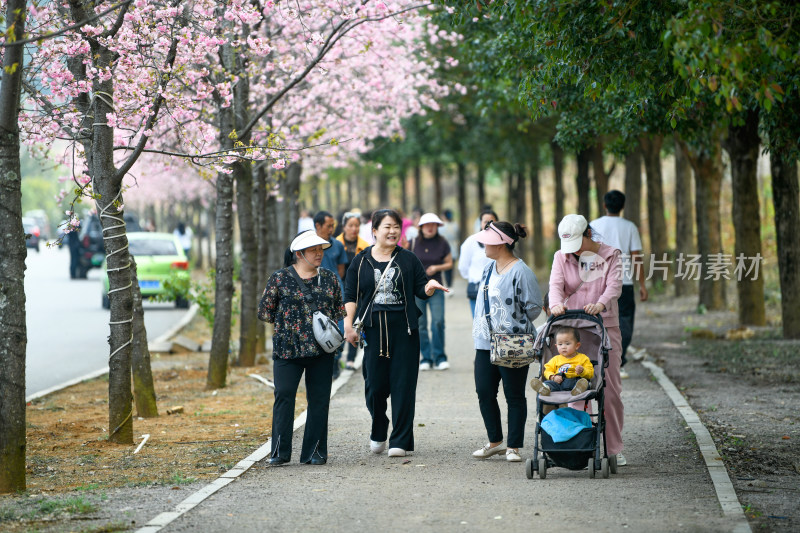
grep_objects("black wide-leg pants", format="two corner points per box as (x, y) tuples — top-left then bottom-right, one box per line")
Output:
(362, 311), (420, 451)
(270, 353), (333, 463)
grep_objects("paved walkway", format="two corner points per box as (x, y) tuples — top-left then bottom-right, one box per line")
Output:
(154, 284), (744, 532)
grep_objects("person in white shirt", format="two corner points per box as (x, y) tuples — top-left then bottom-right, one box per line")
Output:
(297, 209), (315, 233)
(173, 222), (193, 261)
(459, 209), (498, 316)
(590, 190), (648, 377)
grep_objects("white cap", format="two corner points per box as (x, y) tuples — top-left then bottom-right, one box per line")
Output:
(418, 213), (444, 226)
(290, 230), (331, 252)
(558, 214), (588, 254)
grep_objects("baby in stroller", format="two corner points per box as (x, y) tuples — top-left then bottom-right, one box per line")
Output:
(530, 326), (593, 397)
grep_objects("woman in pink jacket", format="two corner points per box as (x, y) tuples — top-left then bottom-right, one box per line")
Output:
(548, 214), (626, 466)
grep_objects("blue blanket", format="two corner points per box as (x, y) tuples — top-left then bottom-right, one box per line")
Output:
(541, 407), (592, 443)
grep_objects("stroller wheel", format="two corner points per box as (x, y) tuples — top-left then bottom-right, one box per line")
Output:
(588, 458), (596, 479)
(538, 458), (547, 479)
(609, 454), (618, 474)
(601, 457), (610, 479)
(526, 458), (534, 479)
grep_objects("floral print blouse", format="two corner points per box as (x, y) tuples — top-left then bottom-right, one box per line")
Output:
(258, 267), (346, 360)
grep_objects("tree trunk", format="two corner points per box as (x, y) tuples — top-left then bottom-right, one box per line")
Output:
(457, 162), (468, 244)
(673, 136), (694, 297)
(346, 173), (354, 209)
(205, 201), (214, 268)
(623, 147), (643, 232)
(254, 166), (268, 354)
(725, 110), (765, 326)
(551, 141), (565, 227)
(506, 169), (515, 220)
(770, 153), (800, 338)
(414, 163), (422, 210)
(129, 258), (158, 417)
(310, 174), (320, 212)
(683, 139), (726, 311)
(433, 162), (443, 214)
(529, 145), (545, 268)
(576, 148), (591, 218)
(515, 168), (527, 260)
(592, 143), (612, 220)
(399, 167), (408, 213)
(285, 162), (302, 245)
(207, 70), (237, 388)
(334, 177), (342, 212)
(325, 178), (333, 210)
(0, 0), (27, 492)
(236, 161), (258, 366)
(477, 161), (486, 215)
(379, 172), (389, 206)
(639, 135), (670, 282)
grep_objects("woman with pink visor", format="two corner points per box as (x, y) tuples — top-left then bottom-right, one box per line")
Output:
(470, 221), (543, 462)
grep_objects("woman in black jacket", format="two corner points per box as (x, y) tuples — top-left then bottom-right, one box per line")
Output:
(343, 209), (448, 458)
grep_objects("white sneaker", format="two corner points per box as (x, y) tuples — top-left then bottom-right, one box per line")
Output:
(370, 440), (386, 454)
(619, 368), (630, 379)
(505, 449), (522, 462)
(472, 442), (506, 458)
(388, 448), (406, 457)
(419, 362), (432, 371)
(434, 361), (450, 370)
(616, 453), (627, 466)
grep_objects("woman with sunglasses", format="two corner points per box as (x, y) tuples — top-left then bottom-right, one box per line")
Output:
(471, 221), (543, 462)
(337, 211), (370, 370)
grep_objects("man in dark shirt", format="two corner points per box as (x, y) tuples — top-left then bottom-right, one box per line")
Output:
(315, 210), (349, 378)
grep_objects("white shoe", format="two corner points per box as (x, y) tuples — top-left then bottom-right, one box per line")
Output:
(505, 449), (522, 462)
(388, 448), (406, 457)
(419, 362), (432, 371)
(370, 440), (386, 454)
(472, 442), (506, 458)
(434, 361), (450, 370)
(619, 368), (630, 379)
(616, 453), (627, 466)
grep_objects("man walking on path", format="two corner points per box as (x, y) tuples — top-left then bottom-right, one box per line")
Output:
(591, 190), (648, 378)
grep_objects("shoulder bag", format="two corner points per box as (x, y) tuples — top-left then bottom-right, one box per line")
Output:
(483, 265), (537, 368)
(288, 267), (344, 354)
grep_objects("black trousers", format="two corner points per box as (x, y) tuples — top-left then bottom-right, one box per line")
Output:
(363, 311), (420, 451)
(618, 284), (636, 366)
(474, 349), (529, 449)
(270, 353), (333, 463)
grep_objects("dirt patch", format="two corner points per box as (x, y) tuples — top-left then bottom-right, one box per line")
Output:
(0, 317), (297, 532)
(635, 294), (800, 532)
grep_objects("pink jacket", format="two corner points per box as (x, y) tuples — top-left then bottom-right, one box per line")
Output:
(548, 243), (622, 327)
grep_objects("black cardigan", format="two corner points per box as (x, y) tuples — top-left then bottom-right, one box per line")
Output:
(343, 246), (430, 332)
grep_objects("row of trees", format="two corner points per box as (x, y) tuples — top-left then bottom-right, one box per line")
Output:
(403, 0), (798, 335)
(0, 0), (446, 492)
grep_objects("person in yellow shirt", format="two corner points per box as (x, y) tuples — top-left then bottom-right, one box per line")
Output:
(530, 326), (594, 396)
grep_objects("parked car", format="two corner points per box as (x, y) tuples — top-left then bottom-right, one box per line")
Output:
(101, 232), (190, 309)
(24, 209), (51, 241)
(22, 217), (41, 252)
(76, 212), (142, 278)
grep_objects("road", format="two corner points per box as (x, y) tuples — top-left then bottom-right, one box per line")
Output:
(24, 246), (188, 398)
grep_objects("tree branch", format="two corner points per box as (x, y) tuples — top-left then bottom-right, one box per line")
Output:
(2, 0), (134, 47)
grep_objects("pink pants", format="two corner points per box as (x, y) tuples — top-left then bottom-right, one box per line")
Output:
(568, 325), (623, 454)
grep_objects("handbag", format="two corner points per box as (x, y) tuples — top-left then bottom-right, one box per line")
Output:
(288, 267), (344, 354)
(483, 265), (537, 368)
(352, 253), (396, 348)
(467, 281), (480, 300)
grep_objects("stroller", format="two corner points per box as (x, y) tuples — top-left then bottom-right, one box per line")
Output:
(525, 310), (617, 479)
